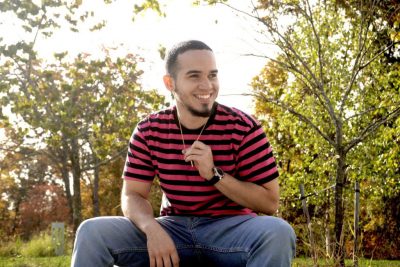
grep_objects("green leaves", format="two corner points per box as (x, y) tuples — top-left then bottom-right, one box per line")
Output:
(245, 0), (400, 259)
(1, 38), (167, 226)
(133, 0), (165, 20)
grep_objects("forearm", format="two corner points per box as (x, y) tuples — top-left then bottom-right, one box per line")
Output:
(121, 181), (180, 266)
(214, 174), (279, 215)
(183, 141), (279, 214)
(121, 191), (160, 234)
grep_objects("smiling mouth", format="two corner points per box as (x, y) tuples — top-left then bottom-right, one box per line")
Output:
(195, 94), (212, 100)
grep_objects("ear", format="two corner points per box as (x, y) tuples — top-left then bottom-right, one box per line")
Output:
(163, 74), (175, 92)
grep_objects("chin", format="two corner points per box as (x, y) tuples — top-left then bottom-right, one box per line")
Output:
(190, 107), (212, 117)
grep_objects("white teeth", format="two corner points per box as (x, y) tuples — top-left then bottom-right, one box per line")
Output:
(196, 94), (211, 99)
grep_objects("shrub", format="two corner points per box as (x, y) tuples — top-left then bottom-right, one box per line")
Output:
(20, 233), (54, 257)
(0, 238), (22, 257)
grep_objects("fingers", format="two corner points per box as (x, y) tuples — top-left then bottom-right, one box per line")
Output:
(149, 253), (179, 267)
(191, 140), (207, 149)
(150, 257), (154, 267)
(183, 141), (211, 159)
(147, 227), (180, 267)
(162, 251), (180, 267)
(171, 251), (180, 267)
(182, 141), (214, 179)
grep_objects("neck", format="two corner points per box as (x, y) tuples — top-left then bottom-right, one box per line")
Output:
(177, 111), (208, 129)
(176, 106), (210, 129)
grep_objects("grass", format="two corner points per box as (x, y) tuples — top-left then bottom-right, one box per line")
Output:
(0, 234), (399, 267)
(0, 256), (70, 267)
(0, 231), (73, 267)
(20, 234), (54, 258)
(293, 257), (400, 267)
(0, 257), (399, 267)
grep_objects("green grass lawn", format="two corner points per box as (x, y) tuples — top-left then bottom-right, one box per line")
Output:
(0, 256), (70, 267)
(0, 256), (399, 267)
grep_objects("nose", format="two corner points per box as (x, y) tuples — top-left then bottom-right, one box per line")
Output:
(198, 77), (212, 90)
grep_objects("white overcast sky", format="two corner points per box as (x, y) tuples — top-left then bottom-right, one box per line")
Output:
(2, 0), (276, 113)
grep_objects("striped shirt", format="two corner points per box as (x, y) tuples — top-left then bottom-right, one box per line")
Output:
(122, 103), (279, 217)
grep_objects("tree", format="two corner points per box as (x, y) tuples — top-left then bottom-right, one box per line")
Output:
(0, 141), (64, 240)
(1, 49), (166, 232)
(201, 0), (399, 265)
(19, 183), (70, 240)
(0, 0), (168, 232)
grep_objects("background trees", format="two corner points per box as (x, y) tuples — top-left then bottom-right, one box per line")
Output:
(0, 0), (399, 263)
(0, 1), (166, 234)
(228, 0), (400, 264)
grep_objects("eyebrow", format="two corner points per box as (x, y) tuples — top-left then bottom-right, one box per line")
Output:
(185, 69), (218, 75)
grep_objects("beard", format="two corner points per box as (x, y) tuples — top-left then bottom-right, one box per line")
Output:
(187, 103), (212, 117)
(174, 87), (213, 118)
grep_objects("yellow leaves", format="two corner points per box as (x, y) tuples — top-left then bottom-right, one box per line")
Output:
(74, 0), (82, 7)
(389, 30), (400, 42)
(89, 20), (106, 31)
(133, 0), (165, 19)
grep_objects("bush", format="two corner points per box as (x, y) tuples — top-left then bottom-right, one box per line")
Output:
(0, 238), (22, 257)
(20, 233), (54, 257)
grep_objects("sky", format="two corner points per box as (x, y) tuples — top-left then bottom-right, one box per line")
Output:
(27, 0), (273, 113)
(0, 0), (277, 135)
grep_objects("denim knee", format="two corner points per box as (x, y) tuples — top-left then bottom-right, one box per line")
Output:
(274, 218), (296, 243)
(75, 218), (102, 241)
(257, 216), (296, 249)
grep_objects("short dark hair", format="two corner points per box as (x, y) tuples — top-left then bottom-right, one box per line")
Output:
(165, 40), (213, 77)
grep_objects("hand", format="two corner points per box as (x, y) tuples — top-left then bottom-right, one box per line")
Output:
(145, 222), (180, 267)
(183, 141), (214, 180)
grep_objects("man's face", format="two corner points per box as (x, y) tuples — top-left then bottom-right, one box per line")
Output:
(172, 50), (219, 117)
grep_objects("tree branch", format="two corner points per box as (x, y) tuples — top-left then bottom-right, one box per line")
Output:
(244, 52), (332, 122)
(345, 106), (400, 153)
(303, 0), (324, 85)
(232, 92), (336, 146)
(81, 147), (126, 172)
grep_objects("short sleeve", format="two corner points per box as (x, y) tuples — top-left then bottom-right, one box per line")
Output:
(122, 124), (155, 183)
(236, 122), (279, 185)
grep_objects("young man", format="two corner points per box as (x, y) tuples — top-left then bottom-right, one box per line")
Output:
(72, 40), (295, 267)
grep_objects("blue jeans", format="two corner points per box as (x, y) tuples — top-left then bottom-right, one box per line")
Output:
(71, 215), (295, 267)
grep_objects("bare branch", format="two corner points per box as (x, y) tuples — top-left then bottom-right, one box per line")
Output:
(81, 147), (126, 172)
(221, 1), (340, 128)
(339, 1), (382, 115)
(345, 103), (400, 120)
(345, 106), (400, 153)
(359, 41), (400, 70)
(231, 92), (336, 146)
(243, 52), (333, 122)
(304, 0), (324, 85)
(243, 52), (318, 90)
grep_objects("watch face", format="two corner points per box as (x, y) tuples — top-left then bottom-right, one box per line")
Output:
(214, 167), (224, 178)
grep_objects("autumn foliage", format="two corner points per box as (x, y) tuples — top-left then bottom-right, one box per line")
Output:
(17, 184), (70, 240)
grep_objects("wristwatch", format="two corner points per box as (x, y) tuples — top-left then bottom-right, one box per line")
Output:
(208, 167), (224, 185)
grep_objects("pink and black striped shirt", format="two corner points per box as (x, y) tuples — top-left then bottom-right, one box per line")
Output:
(122, 103), (279, 217)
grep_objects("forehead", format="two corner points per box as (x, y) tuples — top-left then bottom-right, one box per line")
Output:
(176, 50), (217, 73)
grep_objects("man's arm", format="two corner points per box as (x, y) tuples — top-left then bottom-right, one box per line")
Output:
(183, 141), (280, 215)
(121, 180), (179, 267)
(213, 175), (279, 215)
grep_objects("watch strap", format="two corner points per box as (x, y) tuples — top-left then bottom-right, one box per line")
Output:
(207, 167), (224, 185)
(208, 175), (221, 185)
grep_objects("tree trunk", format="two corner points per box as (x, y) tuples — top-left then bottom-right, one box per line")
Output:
(92, 159), (100, 217)
(61, 164), (73, 223)
(325, 189), (332, 257)
(11, 197), (21, 236)
(71, 137), (82, 233)
(334, 150), (347, 266)
(60, 138), (73, 223)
